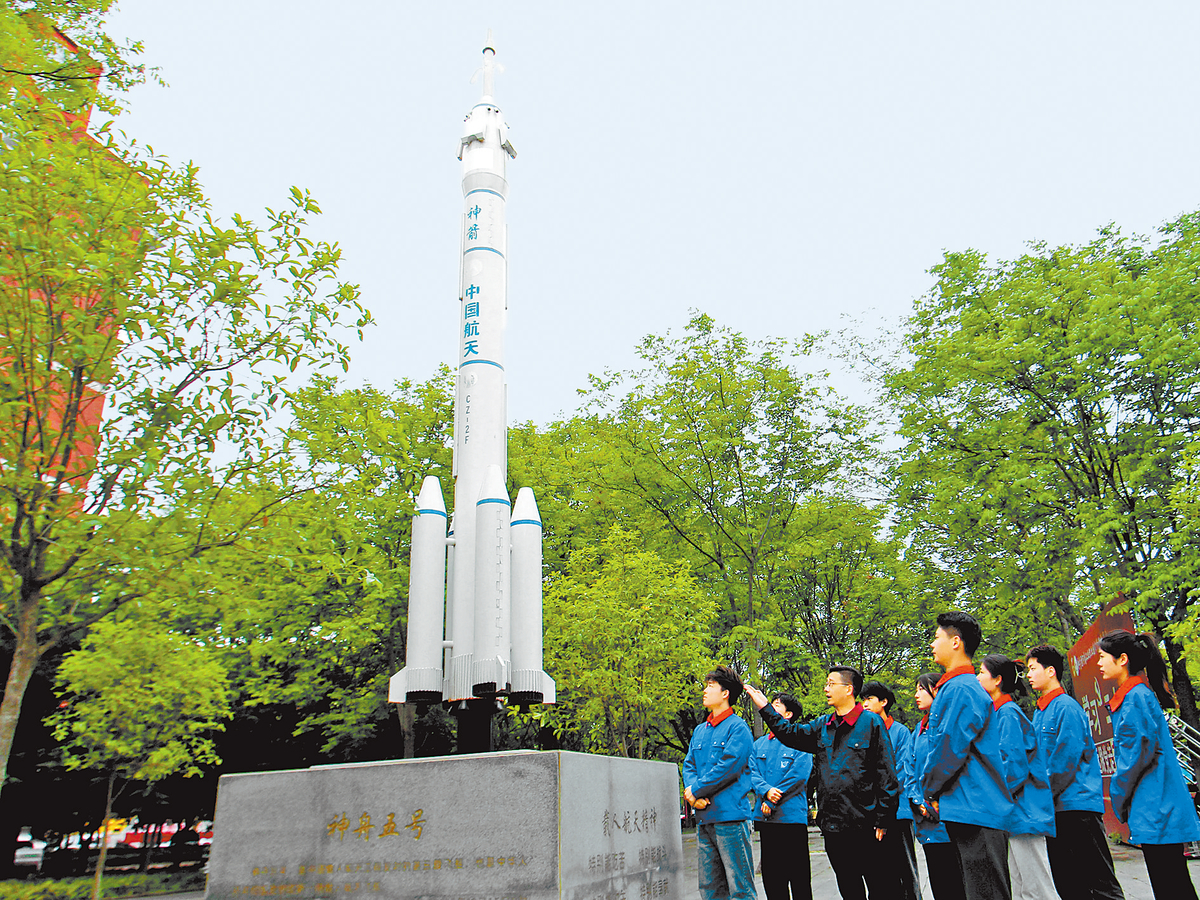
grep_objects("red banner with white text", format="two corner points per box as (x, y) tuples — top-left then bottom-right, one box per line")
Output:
(1068, 599), (1136, 840)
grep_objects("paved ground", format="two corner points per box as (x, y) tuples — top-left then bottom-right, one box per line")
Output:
(135, 831), (1197, 900)
(677, 827), (1200, 900)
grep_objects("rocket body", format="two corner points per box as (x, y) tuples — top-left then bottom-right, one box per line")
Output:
(389, 37), (554, 711)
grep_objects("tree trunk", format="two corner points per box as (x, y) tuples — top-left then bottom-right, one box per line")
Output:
(1163, 633), (1199, 729)
(0, 594), (41, 811)
(397, 704), (415, 759)
(92, 770), (116, 900)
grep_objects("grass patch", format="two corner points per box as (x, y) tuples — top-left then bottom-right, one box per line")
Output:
(0, 871), (205, 900)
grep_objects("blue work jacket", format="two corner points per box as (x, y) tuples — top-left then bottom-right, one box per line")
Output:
(993, 698), (1055, 836)
(886, 719), (915, 822)
(1032, 689), (1104, 813)
(921, 669), (1014, 829)
(909, 720), (949, 845)
(1107, 679), (1200, 845)
(759, 702), (899, 833)
(682, 709), (754, 824)
(750, 734), (813, 824)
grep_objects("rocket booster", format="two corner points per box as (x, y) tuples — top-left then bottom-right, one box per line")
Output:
(389, 35), (555, 710)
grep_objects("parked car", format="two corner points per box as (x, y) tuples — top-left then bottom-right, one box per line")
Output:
(13, 831), (46, 872)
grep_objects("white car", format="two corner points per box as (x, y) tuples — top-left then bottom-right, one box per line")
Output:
(13, 837), (45, 870)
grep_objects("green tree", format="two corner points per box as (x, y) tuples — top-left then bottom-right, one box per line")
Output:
(726, 496), (926, 712)
(511, 317), (917, 717)
(49, 613), (231, 900)
(541, 526), (716, 759)
(0, 4), (368, 803)
(566, 315), (881, 687)
(168, 373), (453, 759)
(1, 1), (146, 118)
(886, 215), (1200, 724)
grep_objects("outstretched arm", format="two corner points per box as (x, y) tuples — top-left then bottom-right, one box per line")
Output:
(746, 684), (824, 753)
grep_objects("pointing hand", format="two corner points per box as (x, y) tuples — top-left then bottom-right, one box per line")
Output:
(743, 684), (769, 709)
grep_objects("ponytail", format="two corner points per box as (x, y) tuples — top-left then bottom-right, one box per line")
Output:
(981, 653), (1027, 699)
(1099, 629), (1176, 710)
(1135, 633), (1175, 710)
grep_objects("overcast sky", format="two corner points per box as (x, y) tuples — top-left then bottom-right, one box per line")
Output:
(104, 2), (1200, 425)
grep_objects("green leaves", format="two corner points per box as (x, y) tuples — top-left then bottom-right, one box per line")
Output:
(887, 215), (1200, 700)
(0, 1), (371, 799)
(542, 526), (716, 759)
(51, 613), (232, 781)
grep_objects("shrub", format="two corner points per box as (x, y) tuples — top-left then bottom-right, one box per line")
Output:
(0, 872), (206, 900)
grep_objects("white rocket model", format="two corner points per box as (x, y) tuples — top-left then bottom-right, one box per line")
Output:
(389, 34), (555, 709)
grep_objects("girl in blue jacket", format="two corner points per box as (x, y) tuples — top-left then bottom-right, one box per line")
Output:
(911, 672), (966, 900)
(750, 693), (814, 900)
(1097, 629), (1200, 900)
(977, 654), (1056, 900)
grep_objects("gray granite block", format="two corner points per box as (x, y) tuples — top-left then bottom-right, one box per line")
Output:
(206, 750), (684, 900)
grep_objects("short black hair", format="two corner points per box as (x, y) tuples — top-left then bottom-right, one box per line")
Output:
(861, 681), (896, 712)
(704, 665), (744, 704)
(1026, 644), (1065, 682)
(829, 666), (863, 697)
(936, 611), (982, 656)
(771, 692), (804, 720)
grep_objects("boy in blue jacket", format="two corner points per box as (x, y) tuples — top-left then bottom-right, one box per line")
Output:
(1025, 644), (1124, 900)
(862, 681), (921, 900)
(923, 611), (1013, 900)
(750, 692), (814, 900)
(682, 665), (755, 900)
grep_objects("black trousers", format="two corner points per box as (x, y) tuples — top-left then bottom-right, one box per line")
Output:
(922, 840), (967, 900)
(755, 822), (812, 900)
(1141, 842), (1198, 900)
(945, 821), (1010, 900)
(882, 820), (921, 900)
(1044, 810), (1124, 900)
(823, 829), (892, 900)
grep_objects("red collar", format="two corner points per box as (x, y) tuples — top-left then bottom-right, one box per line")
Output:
(993, 693), (1013, 711)
(707, 707), (735, 727)
(830, 703), (864, 728)
(918, 714), (929, 734)
(936, 665), (975, 688)
(1036, 686), (1065, 711)
(1107, 675), (1148, 712)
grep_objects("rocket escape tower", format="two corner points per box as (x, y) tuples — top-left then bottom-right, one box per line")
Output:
(389, 34), (555, 752)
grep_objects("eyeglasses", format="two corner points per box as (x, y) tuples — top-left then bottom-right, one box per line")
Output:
(824, 678), (851, 688)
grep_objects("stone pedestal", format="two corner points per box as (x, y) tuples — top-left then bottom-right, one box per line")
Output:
(206, 750), (684, 900)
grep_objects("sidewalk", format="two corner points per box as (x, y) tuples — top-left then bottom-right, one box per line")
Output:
(679, 827), (1197, 900)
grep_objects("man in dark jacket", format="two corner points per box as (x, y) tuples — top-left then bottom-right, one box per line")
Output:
(745, 668), (899, 900)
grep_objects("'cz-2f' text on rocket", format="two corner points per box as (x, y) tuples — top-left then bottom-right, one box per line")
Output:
(389, 36), (555, 709)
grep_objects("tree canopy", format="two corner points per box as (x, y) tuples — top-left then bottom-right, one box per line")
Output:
(886, 215), (1200, 721)
(0, 0), (368, 813)
(541, 525), (716, 759)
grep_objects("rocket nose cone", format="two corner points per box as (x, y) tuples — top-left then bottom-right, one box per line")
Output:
(476, 464), (510, 504)
(416, 475), (446, 513)
(511, 487), (541, 525)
